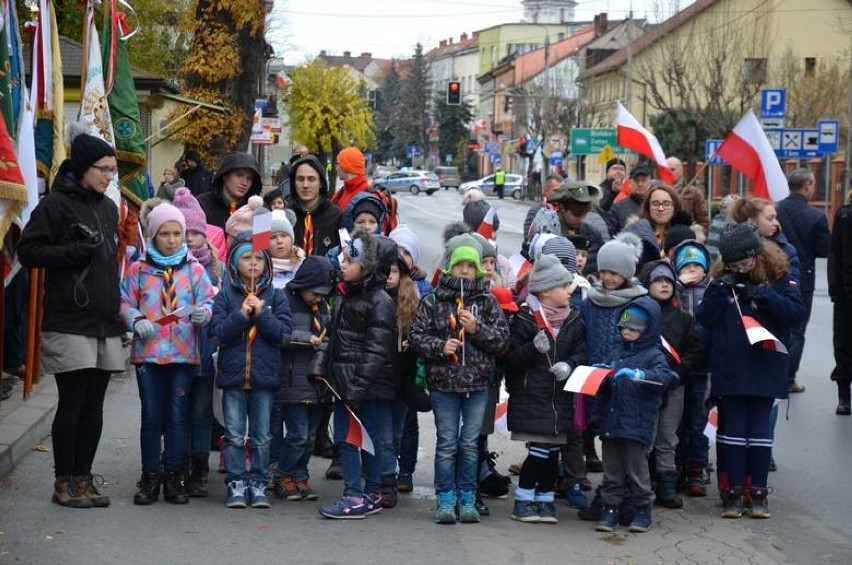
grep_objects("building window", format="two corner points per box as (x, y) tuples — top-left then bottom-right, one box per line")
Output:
(742, 58), (767, 85)
(557, 33), (565, 41)
(805, 57), (816, 75)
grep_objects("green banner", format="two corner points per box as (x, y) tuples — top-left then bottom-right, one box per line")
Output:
(570, 128), (632, 155)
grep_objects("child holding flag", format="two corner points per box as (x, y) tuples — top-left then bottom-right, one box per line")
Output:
(120, 202), (216, 505)
(210, 234), (293, 509)
(506, 255), (588, 524)
(409, 243), (510, 524)
(697, 223), (804, 519)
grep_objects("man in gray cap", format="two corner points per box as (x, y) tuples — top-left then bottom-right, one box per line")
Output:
(549, 180), (606, 275)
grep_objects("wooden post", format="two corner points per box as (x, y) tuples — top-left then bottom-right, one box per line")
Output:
(23, 268), (42, 398)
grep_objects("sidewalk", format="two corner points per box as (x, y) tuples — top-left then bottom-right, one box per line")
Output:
(0, 375), (57, 477)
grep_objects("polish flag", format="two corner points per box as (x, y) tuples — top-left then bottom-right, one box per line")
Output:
(703, 406), (718, 443)
(430, 266), (442, 287)
(526, 294), (555, 340)
(494, 400), (509, 436)
(476, 205), (498, 240)
(741, 315), (788, 354)
(716, 110), (788, 202)
(616, 101), (675, 184)
(344, 404), (375, 455)
(156, 304), (196, 326)
(508, 252), (532, 280)
(563, 365), (613, 395)
(252, 211), (272, 252)
(660, 336), (682, 364)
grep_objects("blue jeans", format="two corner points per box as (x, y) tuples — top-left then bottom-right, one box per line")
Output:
(430, 389), (488, 494)
(333, 399), (394, 498)
(222, 388), (273, 485)
(677, 375), (710, 466)
(186, 376), (213, 455)
(275, 402), (322, 481)
(136, 363), (194, 473)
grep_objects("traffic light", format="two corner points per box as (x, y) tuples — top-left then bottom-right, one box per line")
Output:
(518, 137), (527, 155)
(446, 81), (461, 105)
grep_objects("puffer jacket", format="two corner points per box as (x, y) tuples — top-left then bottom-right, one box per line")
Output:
(409, 274), (510, 393)
(596, 296), (678, 447)
(197, 152), (263, 230)
(672, 239), (711, 318)
(506, 307), (588, 436)
(210, 234), (293, 390)
(18, 159), (124, 338)
(277, 291), (330, 403)
(697, 273), (805, 400)
(580, 282), (647, 364)
(120, 249), (215, 365)
(327, 235), (397, 404)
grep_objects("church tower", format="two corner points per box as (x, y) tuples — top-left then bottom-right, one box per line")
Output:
(521, 0), (577, 24)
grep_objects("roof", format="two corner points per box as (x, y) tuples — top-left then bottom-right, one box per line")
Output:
(579, 0), (720, 80)
(424, 34), (478, 60)
(511, 27), (596, 85)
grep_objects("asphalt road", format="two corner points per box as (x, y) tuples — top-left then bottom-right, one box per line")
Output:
(0, 190), (849, 564)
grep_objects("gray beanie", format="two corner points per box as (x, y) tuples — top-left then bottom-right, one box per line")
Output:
(528, 254), (574, 292)
(541, 236), (577, 273)
(270, 209), (295, 240)
(597, 233), (642, 279)
(719, 222), (763, 263)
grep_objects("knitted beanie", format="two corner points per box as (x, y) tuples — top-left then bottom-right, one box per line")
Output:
(463, 200), (500, 233)
(337, 147), (366, 176)
(70, 131), (116, 177)
(663, 224), (696, 254)
(147, 202), (186, 237)
(352, 197), (384, 224)
(606, 157), (627, 173)
(270, 209), (295, 240)
(719, 223), (762, 263)
(674, 243), (708, 273)
(445, 233), (483, 258)
(389, 224), (421, 265)
(343, 237), (367, 268)
(541, 235), (577, 273)
(528, 253), (573, 293)
(172, 187), (207, 234)
(474, 234), (497, 259)
(618, 304), (650, 331)
(597, 234), (641, 279)
(444, 245), (483, 277)
(648, 263), (676, 284)
(225, 195), (264, 238)
(287, 255), (335, 295)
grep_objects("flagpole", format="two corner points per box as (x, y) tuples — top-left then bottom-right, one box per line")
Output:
(684, 144), (723, 191)
(459, 278), (465, 367)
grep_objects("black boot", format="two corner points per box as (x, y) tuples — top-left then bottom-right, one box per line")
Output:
(837, 380), (851, 415)
(654, 471), (684, 508)
(325, 445), (343, 480)
(186, 453), (210, 497)
(134, 472), (161, 505)
(163, 472), (189, 504)
(314, 408), (335, 458)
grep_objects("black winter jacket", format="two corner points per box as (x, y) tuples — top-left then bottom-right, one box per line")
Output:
(506, 307), (587, 436)
(18, 160), (123, 337)
(775, 193), (831, 293)
(198, 152), (262, 229)
(277, 291), (330, 403)
(829, 205), (852, 302)
(287, 197), (342, 257)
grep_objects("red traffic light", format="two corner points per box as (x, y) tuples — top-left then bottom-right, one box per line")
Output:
(446, 81), (461, 105)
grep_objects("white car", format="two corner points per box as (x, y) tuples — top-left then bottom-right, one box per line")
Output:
(459, 173), (525, 199)
(373, 170), (441, 195)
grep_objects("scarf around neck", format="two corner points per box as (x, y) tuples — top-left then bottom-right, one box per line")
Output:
(148, 243), (189, 267)
(540, 299), (571, 329)
(587, 281), (647, 308)
(190, 242), (212, 266)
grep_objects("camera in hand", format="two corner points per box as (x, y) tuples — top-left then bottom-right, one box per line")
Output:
(72, 223), (103, 246)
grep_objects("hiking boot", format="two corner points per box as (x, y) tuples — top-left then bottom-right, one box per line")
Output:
(186, 453), (210, 497)
(721, 487), (744, 519)
(296, 480), (318, 500)
(538, 501), (558, 524)
(475, 490), (490, 516)
(510, 499), (539, 522)
(381, 476), (399, 508)
(567, 481), (589, 509)
(133, 472), (161, 506)
(225, 480), (247, 508)
(686, 463), (707, 497)
(52, 477), (93, 508)
(398, 472), (414, 493)
(249, 482), (271, 508)
(458, 490), (480, 523)
(319, 496), (369, 519)
(629, 506), (653, 532)
(272, 476), (301, 500)
(596, 505), (620, 532)
(73, 475), (110, 507)
(434, 491), (457, 524)
(163, 472), (189, 504)
(479, 471), (509, 498)
(748, 487), (770, 518)
(654, 471), (683, 508)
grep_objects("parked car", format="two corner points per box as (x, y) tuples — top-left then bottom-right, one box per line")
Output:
(371, 164), (398, 182)
(433, 166), (461, 190)
(459, 173), (526, 200)
(373, 170), (441, 195)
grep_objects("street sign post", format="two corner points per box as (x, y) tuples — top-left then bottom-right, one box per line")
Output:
(817, 120), (840, 153)
(569, 128), (629, 155)
(760, 89), (786, 119)
(704, 139), (727, 165)
(765, 127), (826, 159)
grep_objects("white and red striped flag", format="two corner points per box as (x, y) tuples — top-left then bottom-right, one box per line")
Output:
(526, 294), (555, 340)
(252, 211), (272, 252)
(563, 365), (613, 395)
(508, 252), (532, 280)
(741, 315), (788, 354)
(660, 336), (682, 364)
(703, 406), (719, 443)
(616, 101), (675, 184)
(156, 304), (196, 326)
(494, 400), (509, 436)
(476, 204), (497, 240)
(344, 405), (375, 455)
(716, 110), (788, 202)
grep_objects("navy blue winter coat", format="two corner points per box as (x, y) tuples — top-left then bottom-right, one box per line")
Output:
(776, 193), (831, 293)
(277, 291), (330, 403)
(580, 282), (647, 364)
(770, 231), (801, 287)
(595, 297), (678, 447)
(697, 274), (805, 400)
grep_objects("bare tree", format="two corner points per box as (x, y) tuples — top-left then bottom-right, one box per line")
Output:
(770, 47), (849, 128)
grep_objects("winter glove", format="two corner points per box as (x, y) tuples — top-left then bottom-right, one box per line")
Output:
(533, 330), (551, 354)
(550, 362), (572, 382)
(190, 308), (211, 326)
(134, 319), (156, 340)
(614, 368), (645, 380)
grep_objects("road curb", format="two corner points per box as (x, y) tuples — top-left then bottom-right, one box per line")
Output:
(0, 378), (57, 478)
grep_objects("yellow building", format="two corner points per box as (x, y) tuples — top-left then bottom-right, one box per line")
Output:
(477, 23), (579, 76)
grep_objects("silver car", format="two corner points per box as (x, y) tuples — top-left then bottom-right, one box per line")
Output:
(373, 170), (441, 195)
(459, 173), (526, 199)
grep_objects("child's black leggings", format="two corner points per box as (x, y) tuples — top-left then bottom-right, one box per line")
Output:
(518, 443), (560, 493)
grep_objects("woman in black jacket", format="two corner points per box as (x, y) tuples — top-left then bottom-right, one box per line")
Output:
(18, 128), (125, 509)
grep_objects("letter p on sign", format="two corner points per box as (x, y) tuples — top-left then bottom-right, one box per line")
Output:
(760, 89), (786, 119)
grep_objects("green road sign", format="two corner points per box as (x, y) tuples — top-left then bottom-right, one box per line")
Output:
(569, 128), (630, 155)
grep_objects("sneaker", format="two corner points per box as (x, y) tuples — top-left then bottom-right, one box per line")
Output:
(398, 473), (414, 493)
(249, 483), (271, 508)
(364, 492), (383, 515)
(596, 505), (620, 532)
(629, 506), (653, 532)
(510, 500), (540, 523)
(748, 488), (770, 519)
(538, 501), (558, 524)
(721, 487), (743, 519)
(296, 480), (318, 500)
(479, 472), (509, 498)
(319, 496), (369, 520)
(225, 480), (247, 508)
(567, 481), (589, 509)
(457, 490), (480, 523)
(788, 382), (805, 393)
(434, 491), (457, 524)
(272, 476), (301, 500)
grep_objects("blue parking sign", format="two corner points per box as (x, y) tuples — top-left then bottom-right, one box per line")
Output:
(760, 89), (786, 119)
(704, 139), (726, 165)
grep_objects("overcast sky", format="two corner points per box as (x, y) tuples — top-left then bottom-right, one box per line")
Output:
(270, 0), (696, 64)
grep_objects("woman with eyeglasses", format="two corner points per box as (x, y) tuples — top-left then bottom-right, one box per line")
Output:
(18, 124), (125, 509)
(622, 184), (691, 268)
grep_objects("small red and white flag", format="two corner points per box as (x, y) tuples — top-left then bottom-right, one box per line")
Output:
(526, 294), (555, 340)
(616, 101), (675, 184)
(703, 406), (719, 443)
(494, 400), (509, 436)
(155, 304), (196, 326)
(563, 365), (613, 396)
(252, 211), (272, 252)
(660, 335), (682, 365)
(430, 266), (442, 287)
(508, 252), (532, 280)
(476, 205), (498, 240)
(741, 315), (788, 354)
(716, 110), (788, 202)
(344, 405), (375, 455)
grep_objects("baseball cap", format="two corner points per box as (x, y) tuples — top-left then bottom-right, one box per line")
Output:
(630, 165), (652, 179)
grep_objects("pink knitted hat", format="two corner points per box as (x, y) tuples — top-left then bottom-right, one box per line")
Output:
(146, 202), (186, 237)
(172, 187), (207, 234)
(225, 195), (265, 238)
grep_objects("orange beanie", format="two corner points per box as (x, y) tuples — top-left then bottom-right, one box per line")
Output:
(337, 147), (366, 176)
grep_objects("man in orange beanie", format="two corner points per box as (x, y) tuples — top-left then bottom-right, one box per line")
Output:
(331, 146), (398, 233)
